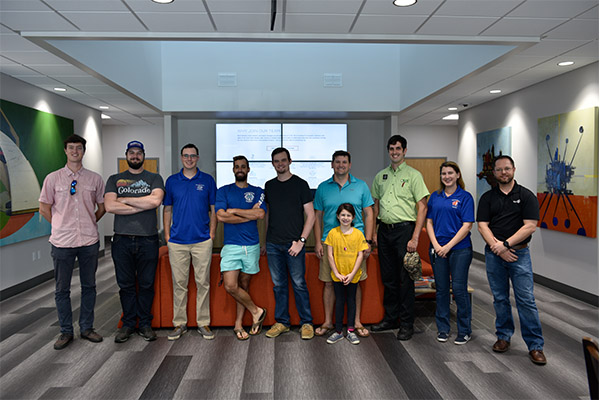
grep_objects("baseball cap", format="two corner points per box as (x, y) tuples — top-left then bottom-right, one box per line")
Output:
(126, 140), (145, 152)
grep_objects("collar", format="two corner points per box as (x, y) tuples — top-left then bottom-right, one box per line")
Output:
(494, 180), (520, 196)
(62, 164), (85, 177)
(178, 168), (201, 180)
(326, 173), (355, 187)
(387, 162), (407, 173)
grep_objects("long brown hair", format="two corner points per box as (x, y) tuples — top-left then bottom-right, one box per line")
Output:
(437, 161), (465, 193)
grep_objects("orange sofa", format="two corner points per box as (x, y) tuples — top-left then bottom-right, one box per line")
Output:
(149, 229), (434, 328)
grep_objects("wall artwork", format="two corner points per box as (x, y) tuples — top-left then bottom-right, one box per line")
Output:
(537, 107), (599, 238)
(0, 99), (73, 246)
(476, 126), (511, 204)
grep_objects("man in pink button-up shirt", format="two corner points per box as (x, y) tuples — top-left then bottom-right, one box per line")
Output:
(39, 134), (106, 350)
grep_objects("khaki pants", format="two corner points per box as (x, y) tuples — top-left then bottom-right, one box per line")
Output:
(167, 239), (213, 327)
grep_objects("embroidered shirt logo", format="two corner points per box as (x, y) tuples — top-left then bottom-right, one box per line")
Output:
(244, 191), (255, 203)
(383, 174), (388, 180)
(451, 199), (460, 208)
(196, 184), (204, 191)
(513, 199), (521, 204)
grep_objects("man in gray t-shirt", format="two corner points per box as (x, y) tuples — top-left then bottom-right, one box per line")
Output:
(105, 140), (164, 343)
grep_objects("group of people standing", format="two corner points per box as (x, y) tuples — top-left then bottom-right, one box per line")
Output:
(39, 133), (546, 366)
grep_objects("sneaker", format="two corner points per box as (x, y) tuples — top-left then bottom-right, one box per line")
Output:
(198, 326), (215, 340)
(138, 326), (157, 342)
(347, 331), (360, 345)
(454, 334), (471, 345)
(437, 332), (449, 343)
(266, 322), (290, 338)
(54, 333), (73, 350)
(115, 327), (135, 343)
(326, 331), (344, 344)
(81, 329), (103, 343)
(168, 325), (188, 341)
(300, 324), (314, 340)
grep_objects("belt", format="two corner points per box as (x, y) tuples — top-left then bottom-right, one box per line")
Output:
(511, 243), (528, 250)
(379, 221), (415, 230)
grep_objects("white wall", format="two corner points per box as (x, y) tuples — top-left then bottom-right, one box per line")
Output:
(101, 124), (165, 235)
(0, 74), (104, 291)
(398, 125), (459, 161)
(457, 62), (599, 296)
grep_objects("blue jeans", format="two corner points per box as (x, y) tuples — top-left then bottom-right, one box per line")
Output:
(266, 242), (313, 326)
(431, 246), (472, 336)
(485, 246), (544, 351)
(111, 234), (159, 328)
(51, 242), (100, 334)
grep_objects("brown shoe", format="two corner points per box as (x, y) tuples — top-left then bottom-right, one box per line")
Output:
(81, 329), (103, 343)
(492, 339), (510, 353)
(529, 350), (547, 365)
(54, 333), (74, 350)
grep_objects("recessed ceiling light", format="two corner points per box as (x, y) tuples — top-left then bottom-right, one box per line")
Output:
(442, 114), (459, 120)
(152, 0), (174, 3)
(53, 87), (66, 92)
(99, 106), (109, 109)
(101, 114), (111, 119)
(448, 107), (458, 111)
(558, 61), (574, 67)
(490, 89), (502, 94)
(393, 0), (417, 6)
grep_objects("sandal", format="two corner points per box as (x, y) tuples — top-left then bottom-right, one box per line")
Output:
(249, 308), (267, 335)
(234, 328), (249, 341)
(314, 325), (334, 336)
(356, 326), (370, 338)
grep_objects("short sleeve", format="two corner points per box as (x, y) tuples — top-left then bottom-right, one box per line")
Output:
(476, 192), (491, 222)
(215, 186), (227, 212)
(208, 176), (217, 206)
(163, 176), (174, 206)
(313, 185), (324, 211)
(39, 174), (55, 204)
(105, 175), (117, 195)
(360, 182), (374, 208)
(461, 192), (475, 223)
(300, 179), (313, 205)
(521, 187), (540, 221)
(95, 174), (105, 204)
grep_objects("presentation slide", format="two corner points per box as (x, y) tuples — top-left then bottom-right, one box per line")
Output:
(216, 161), (334, 189)
(216, 124), (281, 161)
(283, 123), (347, 160)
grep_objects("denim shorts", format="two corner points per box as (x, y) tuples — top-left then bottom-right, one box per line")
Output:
(220, 244), (260, 274)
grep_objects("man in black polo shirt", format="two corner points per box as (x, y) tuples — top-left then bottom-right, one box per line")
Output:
(477, 155), (546, 365)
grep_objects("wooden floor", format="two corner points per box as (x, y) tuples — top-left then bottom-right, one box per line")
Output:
(0, 249), (597, 400)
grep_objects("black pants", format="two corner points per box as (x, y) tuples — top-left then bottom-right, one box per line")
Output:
(377, 222), (415, 327)
(333, 281), (357, 333)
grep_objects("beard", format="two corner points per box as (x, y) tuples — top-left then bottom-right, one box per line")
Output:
(235, 172), (247, 182)
(127, 158), (144, 170)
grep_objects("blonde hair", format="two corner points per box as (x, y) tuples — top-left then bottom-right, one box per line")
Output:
(437, 161), (465, 193)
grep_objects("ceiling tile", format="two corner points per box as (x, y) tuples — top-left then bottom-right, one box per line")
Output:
(285, 14), (354, 34)
(435, 0), (522, 17)
(44, 0), (128, 11)
(286, 0), (363, 14)
(561, 40), (599, 57)
(544, 19), (599, 40)
(0, 55), (19, 66)
(0, 11), (78, 31)
(575, 5), (599, 19)
(0, 33), (42, 51)
(361, 0), (443, 15)
(0, 0), (51, 11)
(205, 0), (270, 13)
(212, 13), (283, 33)
(125, 0), (206, 12)
(0, 64), (40, 75)
(481, 17), (567, 37)
(11, 75), (62, 86)
(352, 15), (427, 34)
(0, 50), (67, 64)
(28, 64), (89, 76)
(508, 1), (598, 18)
(517, 39), (590, 56)
(60, 11), (147, 31)
(55, 76), (107, 86)
(492, 55), (551, 70)
(417, 16), (498, 35)
(137, 12), (214, 32)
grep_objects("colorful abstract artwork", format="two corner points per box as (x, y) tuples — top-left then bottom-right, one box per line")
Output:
(0, 99), (73, 246)
(476, 126), (511, 204)
(537, 107), (599, 237)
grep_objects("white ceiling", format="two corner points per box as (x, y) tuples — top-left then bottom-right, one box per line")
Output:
(0, 0), (597, 126)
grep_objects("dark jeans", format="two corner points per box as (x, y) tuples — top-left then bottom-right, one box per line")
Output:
(431, 246), (473, 336)
(377, 222), (415, 327)
(51, 242), (100, 334)
(111, 234), (159, 328)
(266, 242), (313, 326)
(333, 281), (357, 333)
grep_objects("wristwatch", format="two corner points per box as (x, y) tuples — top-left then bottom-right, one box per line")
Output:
(299, 237), (306, 244)
(503, 240), (511, 249)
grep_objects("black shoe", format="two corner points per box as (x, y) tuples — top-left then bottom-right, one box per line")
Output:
(81, 329), (103, 343)
(138, 326), (157, 341)
(115, 327), (135, 343)
(397, 326), (414, 341)
(371, 321), (400, 332)
(54, 333), (74, 350)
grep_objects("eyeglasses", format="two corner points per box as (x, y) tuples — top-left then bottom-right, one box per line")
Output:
(182, 154), (199, 159)
(494, 167), (513, 173)
(70, 180), (77, 195)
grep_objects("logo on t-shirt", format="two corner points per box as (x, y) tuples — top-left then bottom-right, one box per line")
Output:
(244, 191), (255, 203)
(116, 179), (151, 195)
(451, 199), (460, 208)
(196, 184), (204, 191)
(513, 199), (521, 204)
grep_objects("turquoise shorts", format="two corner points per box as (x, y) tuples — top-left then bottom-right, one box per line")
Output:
(220, 244), (260, 275)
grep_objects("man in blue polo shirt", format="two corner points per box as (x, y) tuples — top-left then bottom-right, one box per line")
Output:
(313, 150), (374, 338)
(163, 144), (217, 341)
(216, 155), (267, 340)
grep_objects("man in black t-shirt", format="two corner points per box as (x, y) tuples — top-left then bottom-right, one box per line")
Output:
(105, 140), (165, 344)
(477, 155), (546, 365)
(262, 148), (316, 340)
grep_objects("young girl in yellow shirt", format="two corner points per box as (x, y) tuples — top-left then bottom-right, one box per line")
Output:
(324, 203), (369, 345)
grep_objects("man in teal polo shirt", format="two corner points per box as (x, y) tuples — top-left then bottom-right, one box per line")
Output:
(313, 150), (374, 338)
(371, 135), (429, 340)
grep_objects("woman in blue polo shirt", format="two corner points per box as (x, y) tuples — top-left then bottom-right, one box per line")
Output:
(426, 161), (474, 345)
